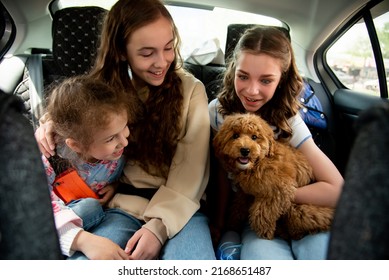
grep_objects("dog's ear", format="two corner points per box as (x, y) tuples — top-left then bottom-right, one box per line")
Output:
(212, 128), (227, 159)
(256, 115), (276, 157)
(267, 137), (275, 157)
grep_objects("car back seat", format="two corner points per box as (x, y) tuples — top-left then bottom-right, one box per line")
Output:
(12, 6), (107, 129)
(183, 62), (225, 101)
(50, 6), (107, 77)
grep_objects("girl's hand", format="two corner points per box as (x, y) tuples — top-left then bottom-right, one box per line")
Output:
(72, 230), (129, 260)
(35, 116), (56, 157)
(98, 184), (116, 206)
(125, 227), (162, 260)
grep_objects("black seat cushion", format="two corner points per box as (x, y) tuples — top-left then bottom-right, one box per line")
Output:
(184, 62), (225, 101)
(52, 6), (107, 76)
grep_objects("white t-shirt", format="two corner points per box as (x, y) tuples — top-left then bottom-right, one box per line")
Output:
(208, 98), (312, 148)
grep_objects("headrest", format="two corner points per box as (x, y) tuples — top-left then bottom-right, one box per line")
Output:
(225, 24), (291, 61)
(52, 6), (107, 76)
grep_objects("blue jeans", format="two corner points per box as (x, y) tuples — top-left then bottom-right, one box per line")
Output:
(68, 209), (215, 260)
(68, 198), (105, 230)
(161, 211), (216, 260)
(240, 225), (330, 260)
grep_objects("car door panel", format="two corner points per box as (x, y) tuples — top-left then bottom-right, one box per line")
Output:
(333, 88), (388, 173)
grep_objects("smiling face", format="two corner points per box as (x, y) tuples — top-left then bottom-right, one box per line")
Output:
(86, 110), (129, 162)
(213, 113), (275, 172)
(234, 52), (282, 113)
(125, 16), (175, 88)
(67, 110), (130, 163)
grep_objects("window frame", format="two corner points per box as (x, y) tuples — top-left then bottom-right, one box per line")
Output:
(315, 0), (388, 98)
(0, 1), (16, 61)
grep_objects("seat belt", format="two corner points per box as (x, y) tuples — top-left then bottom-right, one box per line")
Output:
(28, 54), (44, 130)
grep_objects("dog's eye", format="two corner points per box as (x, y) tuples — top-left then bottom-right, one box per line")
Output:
(252, 135), (258, 140)
(233, 133), (239, 139)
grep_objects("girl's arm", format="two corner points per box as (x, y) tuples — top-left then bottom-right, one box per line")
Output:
(53, 194), (129, 259)
(72, 230), (129, 260)
(295, 137), (344, 207)
(43, 155), (84, 257)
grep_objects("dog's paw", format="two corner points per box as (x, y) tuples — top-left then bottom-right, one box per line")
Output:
(250, 216), (276, 239)
(255, 227), (275, 240)
(285, 204), (334, 240)
(249, 203), (279, 240)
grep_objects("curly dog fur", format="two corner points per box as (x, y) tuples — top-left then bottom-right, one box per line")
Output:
(213, 113), (333, 240)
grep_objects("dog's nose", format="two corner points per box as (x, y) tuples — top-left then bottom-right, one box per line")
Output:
(240, 147), (250, 157)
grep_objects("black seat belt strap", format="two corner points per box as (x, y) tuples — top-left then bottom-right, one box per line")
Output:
(28, 54), (44, 130)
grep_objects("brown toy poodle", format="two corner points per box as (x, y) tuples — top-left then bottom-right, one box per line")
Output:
(213, 113), (333, 240)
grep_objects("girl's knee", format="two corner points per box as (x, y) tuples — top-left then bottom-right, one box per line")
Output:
(292, 232), (330, 260)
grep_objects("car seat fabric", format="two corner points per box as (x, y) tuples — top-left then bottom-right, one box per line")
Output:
(327, 102), (389, 260)
(51, 6), (107, 77)
(12, 63), (31, 119)
(0, 91), (62, 259)
(12, 6), (108, 130)
(184, 62), (225, 101)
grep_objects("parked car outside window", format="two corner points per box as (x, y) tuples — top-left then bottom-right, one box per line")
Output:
(327, 8), (389, 97)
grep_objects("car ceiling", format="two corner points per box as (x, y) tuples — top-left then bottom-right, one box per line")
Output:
(1, 0), (370, 54)
(170, 0), (370, 52)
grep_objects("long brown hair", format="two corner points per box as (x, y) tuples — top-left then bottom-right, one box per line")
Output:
(218, 26), (303, 140)
(89, 0), (184, 177)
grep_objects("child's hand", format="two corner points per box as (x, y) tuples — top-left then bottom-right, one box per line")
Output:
(98, 184), (116, 206)
(35, 115), (56, 158)
(72, 231), (129, 260)
(125, 227), (162, 260)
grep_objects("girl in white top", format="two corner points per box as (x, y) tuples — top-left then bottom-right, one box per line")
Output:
(208, 26), (344, 260)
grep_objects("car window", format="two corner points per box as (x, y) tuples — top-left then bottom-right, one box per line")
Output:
(166, 5), (284, 63)
(326, 4), (389, 97)
(0, 1), (16, 60)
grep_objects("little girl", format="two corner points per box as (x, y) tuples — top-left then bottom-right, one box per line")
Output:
(209, 26), (344, 260)
(42, 75), (137, 259)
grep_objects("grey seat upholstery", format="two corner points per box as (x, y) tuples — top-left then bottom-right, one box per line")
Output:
(0, 91), (63, 259)
(1, 7), (109, 258)
(328, 102), (389, 259)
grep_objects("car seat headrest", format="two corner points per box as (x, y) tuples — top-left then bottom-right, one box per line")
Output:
(51, 6), (107, 77)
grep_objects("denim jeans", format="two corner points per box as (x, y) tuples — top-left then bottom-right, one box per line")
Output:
(161, 211), (216, 260)
(68, 208), (215, 260)
(240, 225), (330, 260)
(68, 198), (105, 230)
